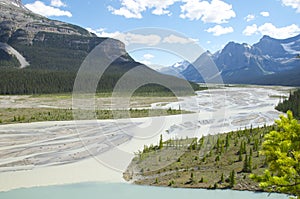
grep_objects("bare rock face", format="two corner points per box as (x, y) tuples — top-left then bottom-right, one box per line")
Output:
(0, 0), (27, 10)
(0, 0), (94, 43)
(4, 0), (128, 51)
(0, 0), (132, 69)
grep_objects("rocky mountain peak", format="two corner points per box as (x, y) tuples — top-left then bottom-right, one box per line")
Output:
(0, 0), (26, 9)
(0, 0), (132, 70)
(221, 41), (254, 56)
(254, 35), (291, 58)
(0, 0), (96, 44)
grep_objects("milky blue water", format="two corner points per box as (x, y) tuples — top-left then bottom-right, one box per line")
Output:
(0, 182), (289, 199)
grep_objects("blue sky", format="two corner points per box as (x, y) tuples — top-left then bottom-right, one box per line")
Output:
(22, 0), (300, 67)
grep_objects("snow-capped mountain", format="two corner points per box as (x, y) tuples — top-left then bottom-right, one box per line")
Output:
(160, 34), (300, 86)
(172, 60), (191, 72)
(254, 34), (300, 59)
(158, 60), (191, 77)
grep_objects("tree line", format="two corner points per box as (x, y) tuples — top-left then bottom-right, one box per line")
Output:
(276, 89), (300, 118)
(0, 66), (200, 95)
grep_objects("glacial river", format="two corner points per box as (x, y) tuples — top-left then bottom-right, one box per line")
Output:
(0, 86), (293, 198)
(0, 182), (289, 199)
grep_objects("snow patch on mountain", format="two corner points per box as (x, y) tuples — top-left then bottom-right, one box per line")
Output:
(282, 42), (300, 55)
(0, 42), (30, 68)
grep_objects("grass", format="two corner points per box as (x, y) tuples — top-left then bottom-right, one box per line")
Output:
(0, 94), (180, 110)
(30, 93), (73, 99)
(0, 108), (191, 125)
(29, 90), (199, 98)
(124, 125), (276, 192)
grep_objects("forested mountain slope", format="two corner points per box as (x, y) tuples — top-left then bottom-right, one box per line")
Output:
(0, 0), (198, 95)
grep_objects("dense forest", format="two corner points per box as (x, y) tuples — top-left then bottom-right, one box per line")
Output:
(0, 31), (201, 95)
(0, 49), (20, 68)
(0, 67), (200, 95)
(276, 89), (300, 118)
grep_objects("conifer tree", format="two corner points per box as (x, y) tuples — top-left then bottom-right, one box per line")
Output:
(229, 170), (235, 188)
(159, 134), (163, 150)
(251, 111), (300, 198)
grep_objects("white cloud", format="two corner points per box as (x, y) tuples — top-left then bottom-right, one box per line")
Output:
(205, 25), (234, 36)
(163, 34), (195, 44)
(179, 0), (236, 24)
(118, 33), (161, 46)
(51, 0), (66, 7)
(86, 28), (161, 46)
(281, 0), (300, 13)
(143, 53), (154, 60)
(108, 0), (180, 19)
(86, 28), (122, 38)
(108, 5), (142, 19)
(244, 14), (255, 22)
(243, 23), (300, 39)
(243, 24), (258, 36)
(87, 28), (197, 47)
(260, 11), (270, 17)
(258, 23), (300, 39)
(25, 1), (72, 17)
(109, 0), (235, 23)
(138, 54), (155, 66)
(140, 60), (152, 65)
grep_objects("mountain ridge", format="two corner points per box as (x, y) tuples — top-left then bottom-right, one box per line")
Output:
(160, 33), (300, 86)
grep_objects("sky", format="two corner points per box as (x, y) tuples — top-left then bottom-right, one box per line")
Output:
(22, 0), (300, 68)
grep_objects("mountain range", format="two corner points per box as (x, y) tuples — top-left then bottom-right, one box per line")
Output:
(1, 0), (299, 94)
(0, 0), (198, 95)
(160, 34), (300, 86)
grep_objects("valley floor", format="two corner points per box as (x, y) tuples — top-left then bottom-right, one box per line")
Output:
(0, 85), (293, 192)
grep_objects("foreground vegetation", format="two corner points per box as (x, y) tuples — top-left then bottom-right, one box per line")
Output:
(251, 111), (300, 198)
(0, 108), (189, 125)
(124, 112), (300, 198)
(124, 125), (273, 191)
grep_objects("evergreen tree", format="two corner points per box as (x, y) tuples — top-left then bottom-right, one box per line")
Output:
(190, 172), (194, 182)
(243, 154), (249, 172)
(243, 141), (247, 154)
(229, 170), (235, 188)
(220, 173), (224, 183)
(239, 142), (243, 155)
(248, 153), (252, 173)
(238, 150), (243, 162)
(250, 111), (300, 198)
(225, 134), (230, 148)
(159, 134), (163, 150)
(216, 137), (221, 153)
